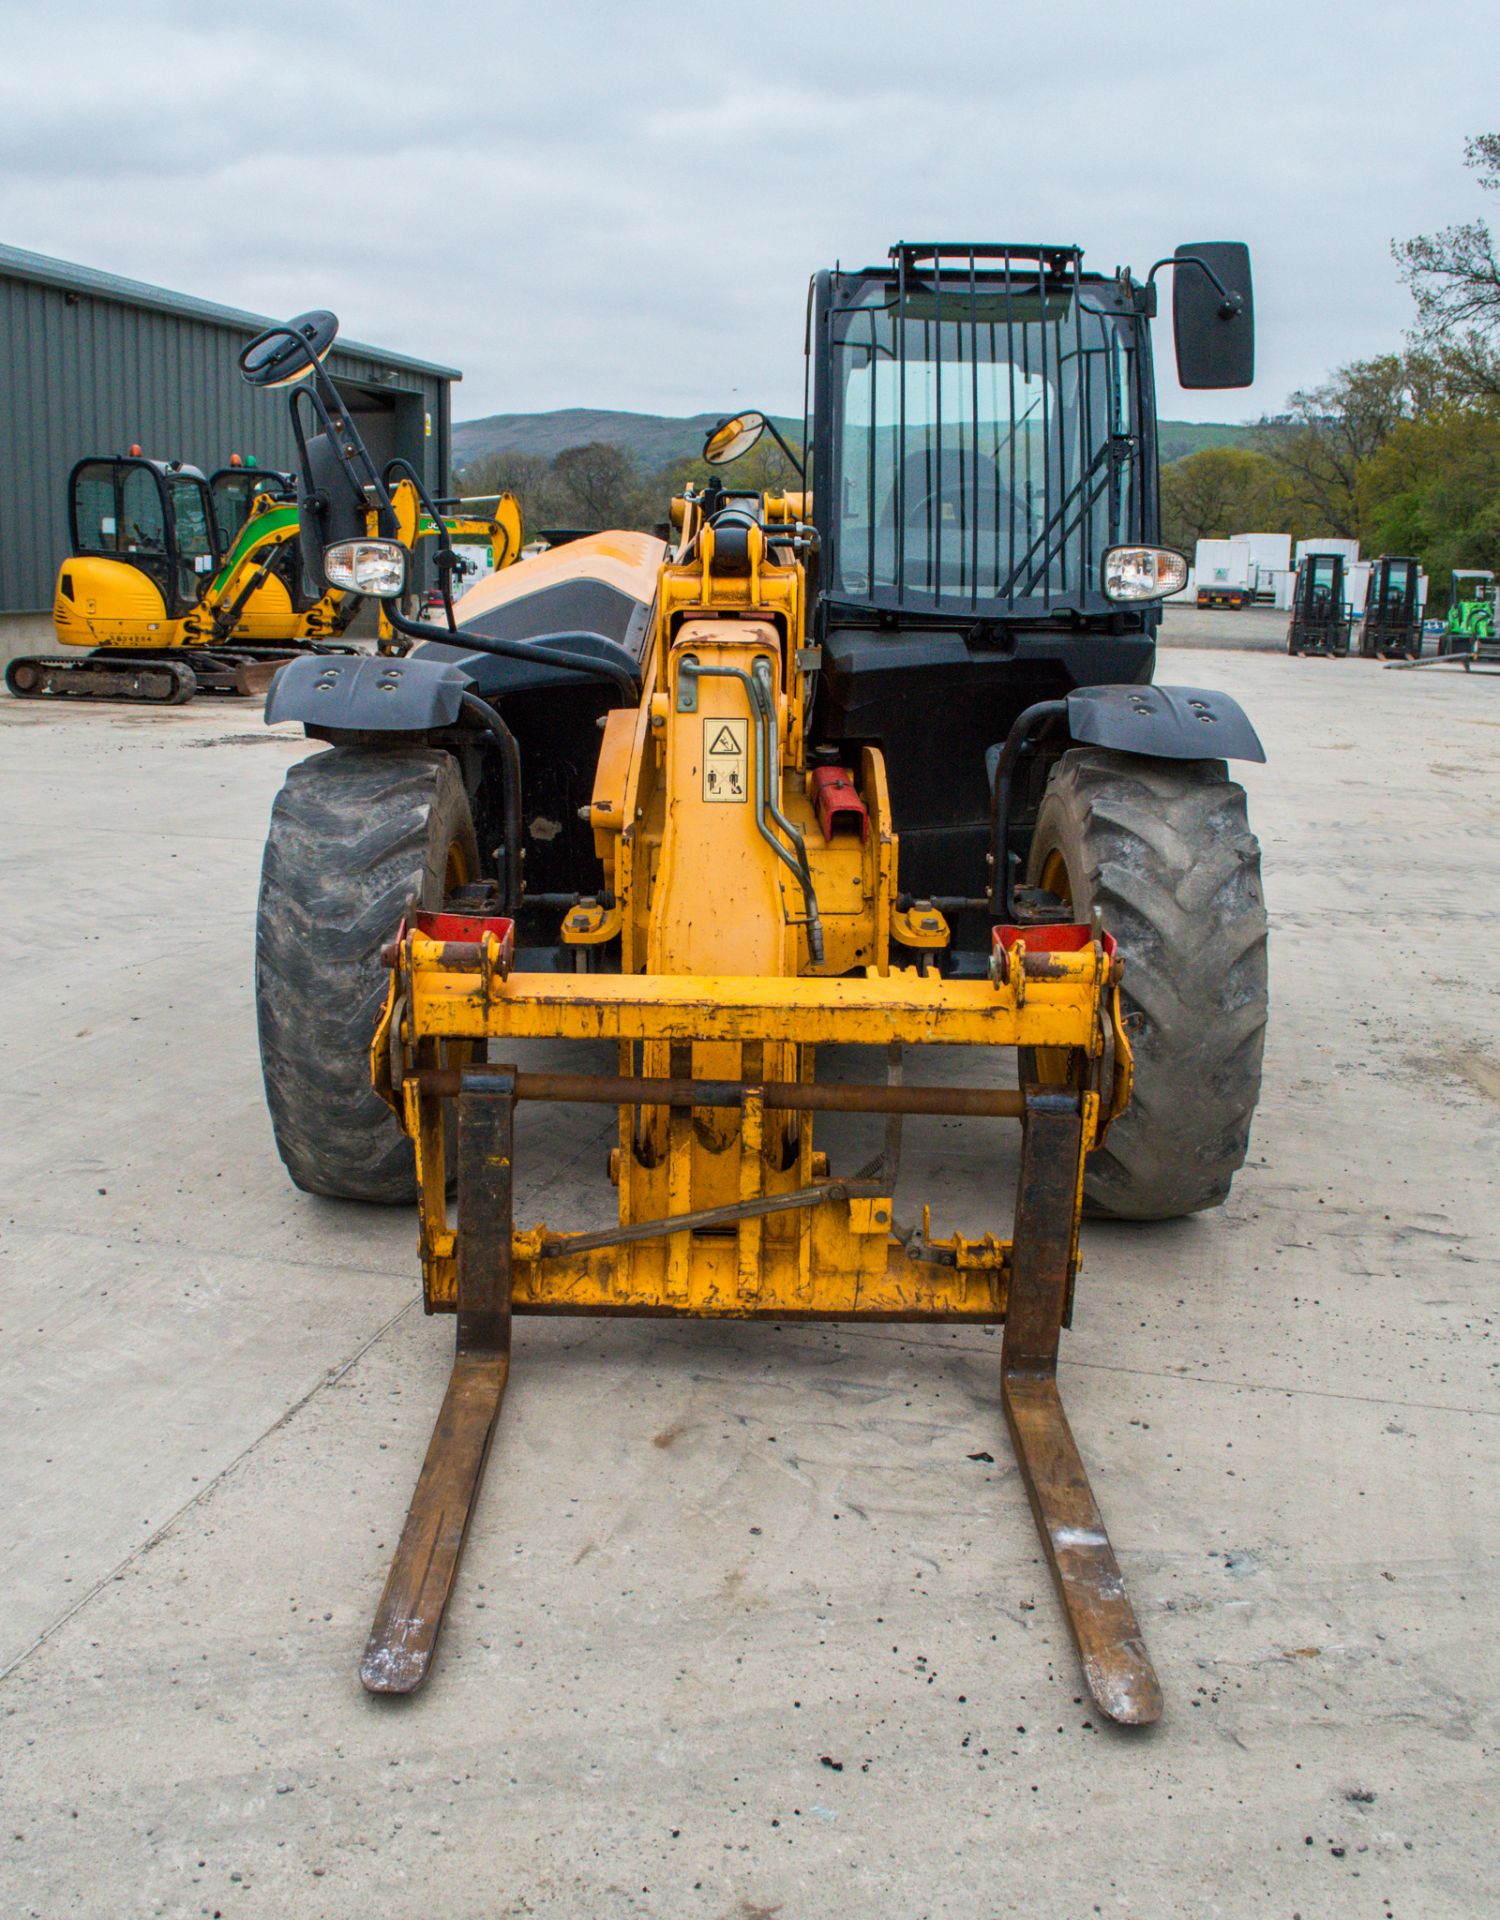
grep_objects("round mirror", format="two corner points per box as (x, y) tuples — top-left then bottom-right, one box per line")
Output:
(239, 310), (339, 390)
(703, 411), (766, 465)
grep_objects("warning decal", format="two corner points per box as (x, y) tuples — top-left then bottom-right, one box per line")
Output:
(702, 716), (748, 803)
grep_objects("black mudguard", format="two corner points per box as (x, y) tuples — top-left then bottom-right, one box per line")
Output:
(264, 652), (473, 733)
(1065, 683), (1265, 763)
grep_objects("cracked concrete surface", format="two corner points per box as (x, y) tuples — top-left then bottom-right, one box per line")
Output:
(1, 632), (1497, 1918)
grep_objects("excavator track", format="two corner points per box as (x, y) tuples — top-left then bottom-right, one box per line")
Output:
(6, 653), (197, 704)
(4, 643), (359, 706)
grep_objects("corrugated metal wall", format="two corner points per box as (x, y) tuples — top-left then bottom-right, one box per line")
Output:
(0, 273), (453, 610)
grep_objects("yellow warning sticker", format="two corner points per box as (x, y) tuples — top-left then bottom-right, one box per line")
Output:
(703, 716), (748, 803)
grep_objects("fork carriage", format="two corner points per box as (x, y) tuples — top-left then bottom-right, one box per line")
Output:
(364, 911), (1161, 1725)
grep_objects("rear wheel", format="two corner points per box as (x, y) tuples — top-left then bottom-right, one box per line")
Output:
(256, 746), (479, 1202)
(1023, 748), (1268, 1220)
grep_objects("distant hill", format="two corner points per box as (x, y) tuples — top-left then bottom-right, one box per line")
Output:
(453, 408), (803, 477)
(1157, 420), (1258, 462)
(453, 407), (1255, 476)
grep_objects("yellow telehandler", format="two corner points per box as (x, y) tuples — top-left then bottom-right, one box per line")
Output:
(243, 243), (1267, 1725)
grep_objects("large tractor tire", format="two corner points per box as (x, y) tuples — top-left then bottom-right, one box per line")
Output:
(1024, 747), (1268, 1221)
(256, 747), (479, 1203)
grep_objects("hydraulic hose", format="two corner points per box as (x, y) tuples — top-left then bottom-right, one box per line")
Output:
(679, 656), (824, 965)
(459, 693), (525, 914)
(986, 698), (1068, 919)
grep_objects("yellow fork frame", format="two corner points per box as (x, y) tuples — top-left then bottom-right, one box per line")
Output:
(379, 932), (1126, 1323)
(362, 924), (1156, 1727)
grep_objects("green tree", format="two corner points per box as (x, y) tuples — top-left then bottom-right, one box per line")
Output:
(1394, 133), (1500, 402)
(459, 443), (662, 536)
(665, 432), (805, 499)
(1159, 446), (1290, 550)
(1256, 356), (1414, 538)
(551, 443), (658, 529)
(1356, 405), (1500, 587)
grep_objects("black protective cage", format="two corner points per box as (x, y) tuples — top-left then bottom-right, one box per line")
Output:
(808, 244), (1160, 629)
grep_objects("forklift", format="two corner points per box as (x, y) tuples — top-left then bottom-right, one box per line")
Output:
(1286, 551), (1352, 656)
(1356, 555), (1423, 660)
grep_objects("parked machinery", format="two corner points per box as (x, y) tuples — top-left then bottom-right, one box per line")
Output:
(4, 448), (523, 704)
(1357, 555), (1423, 660)
(1390, 568), (1500, 674)
(1286, 551), (1352, 656)
(4, 452), (357, 702)
(1440, 570), (1496, 653)
(242, 240), (1267, 1725)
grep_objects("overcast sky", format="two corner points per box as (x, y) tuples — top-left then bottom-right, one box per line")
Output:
(3, 0), (1495, 426)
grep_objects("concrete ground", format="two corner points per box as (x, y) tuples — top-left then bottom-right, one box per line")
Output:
(1161, 603), (1289, 651)
(2, 634), (1498, 1919)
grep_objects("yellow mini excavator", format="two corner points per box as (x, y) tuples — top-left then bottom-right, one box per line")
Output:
(4, 444), (522, 704)
(243, 244), (1268, 1725)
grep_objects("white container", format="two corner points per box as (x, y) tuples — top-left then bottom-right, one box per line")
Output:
(1194, 537), (1255, 590)
(1232, 531), (1293, 574)
(1295, 536), (1360, 565)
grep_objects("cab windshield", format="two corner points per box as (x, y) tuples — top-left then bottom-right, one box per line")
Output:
(213, 472), (287, 545)
(829, 275), (1140, 611)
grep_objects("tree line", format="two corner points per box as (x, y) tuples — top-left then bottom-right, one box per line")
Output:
(456, 435), (802, 541)
(1163, 133), (1500, 595)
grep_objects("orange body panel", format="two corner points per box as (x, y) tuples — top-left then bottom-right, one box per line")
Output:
(454, 530), (666, 629)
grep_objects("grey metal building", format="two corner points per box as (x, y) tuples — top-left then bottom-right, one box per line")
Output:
(0, 244), (460, 613)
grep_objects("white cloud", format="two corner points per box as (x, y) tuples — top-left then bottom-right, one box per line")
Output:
(2, 0), (1497, 422)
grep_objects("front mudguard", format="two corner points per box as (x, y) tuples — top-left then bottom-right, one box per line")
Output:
(1063, 683), (1265, 764)
(264, 652), (473, 734)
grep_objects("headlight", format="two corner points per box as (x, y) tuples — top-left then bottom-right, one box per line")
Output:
(323, 539), (407, 597)
(1102, 545), (1188, 602)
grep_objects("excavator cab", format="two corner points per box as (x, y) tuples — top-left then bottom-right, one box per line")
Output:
(210, 465), (294, 548)
(67, 454), (219, 618)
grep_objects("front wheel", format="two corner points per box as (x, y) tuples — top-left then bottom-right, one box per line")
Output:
(1023, 748), (1269, 1220)
(255, 746), (479, 1202)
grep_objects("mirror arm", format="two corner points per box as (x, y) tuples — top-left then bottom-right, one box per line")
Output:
(384, 456), (464, 631)
(760, 417), (807, 483)
(1143, 255), (1243, 320)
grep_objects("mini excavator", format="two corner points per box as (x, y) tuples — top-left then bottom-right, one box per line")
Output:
(4, 444), (521, 703)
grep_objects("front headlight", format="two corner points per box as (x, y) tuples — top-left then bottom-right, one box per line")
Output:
(323, 538), (407, 597)
(1102, 545), (1189, 602)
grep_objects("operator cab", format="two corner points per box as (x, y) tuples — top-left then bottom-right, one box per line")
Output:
(67, 455), (219, 615)
(798, 241), (1253, 896)
(210, 465), (294, 547)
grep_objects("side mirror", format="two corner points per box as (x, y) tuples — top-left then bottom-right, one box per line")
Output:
(240, 308), (395, 594)
(1172, 243), (1254, 389)
(238, 310), (339, 389)
(703, 411), (767, 465)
